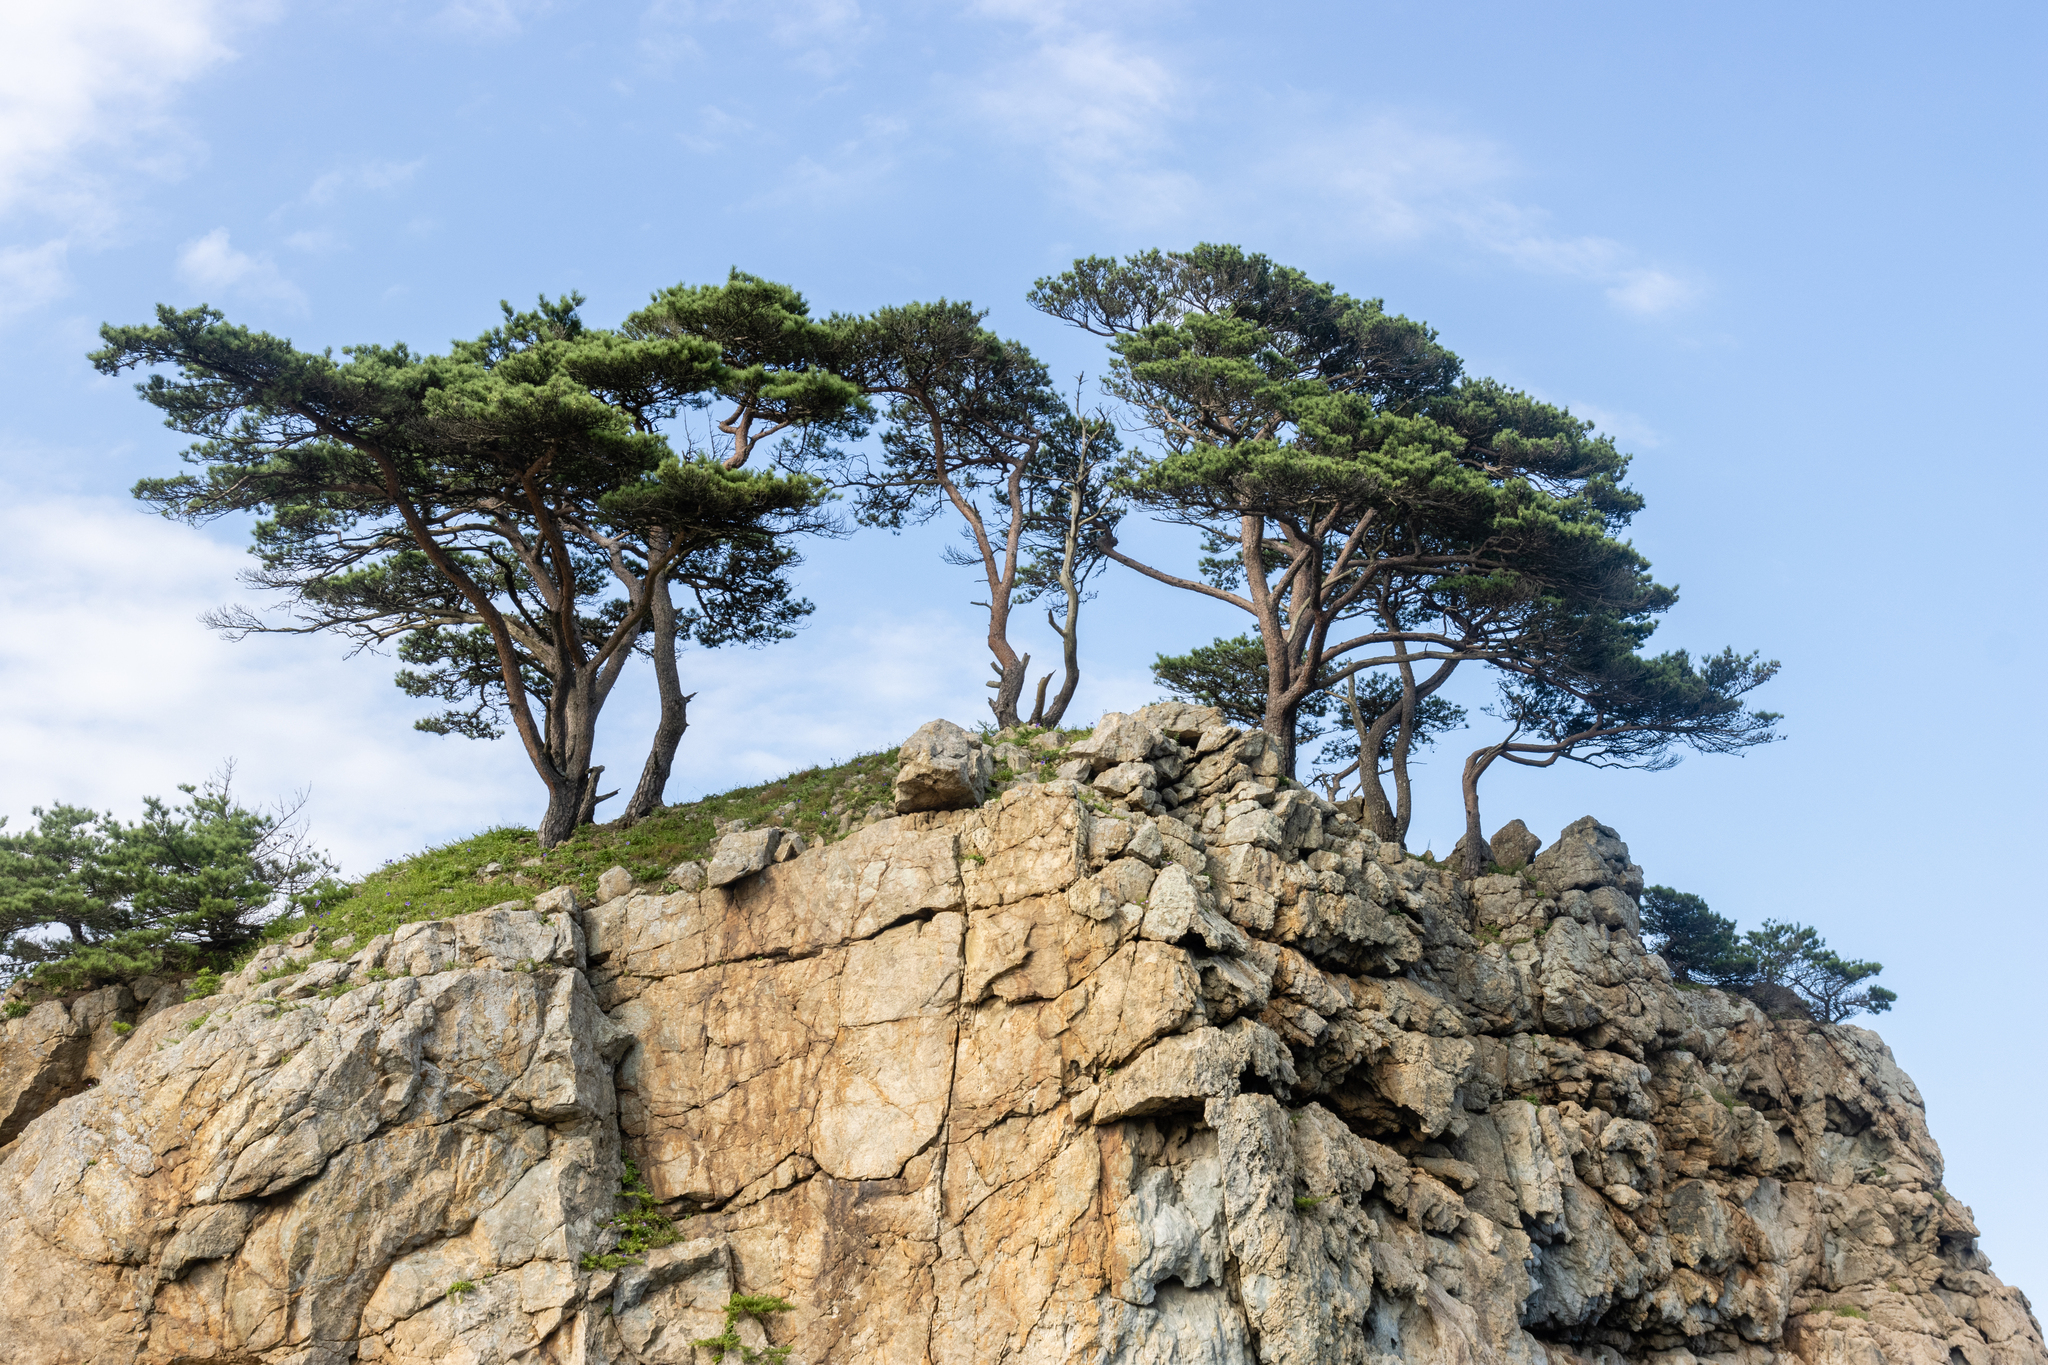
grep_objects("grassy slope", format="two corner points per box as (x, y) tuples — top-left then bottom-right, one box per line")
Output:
(264, 747), (902, 954)
(262, 724), (1088, 959)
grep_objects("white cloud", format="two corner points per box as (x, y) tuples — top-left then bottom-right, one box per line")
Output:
(963, 9), (1701, 316)
(435, 0), (553, 38)
(0, 0), (262, 229)
(1604, 268), (1701, 316)
(958, 8), (1196, 219)
(176, 228), (306, 307)
(0, 239), (69, 316)
(302, 157), (424, 206)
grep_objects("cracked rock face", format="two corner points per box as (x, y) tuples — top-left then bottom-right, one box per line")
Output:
(1, 701), (2042, 1364)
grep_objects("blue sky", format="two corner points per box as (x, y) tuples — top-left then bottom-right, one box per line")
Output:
(3, 0), (2044, 1290)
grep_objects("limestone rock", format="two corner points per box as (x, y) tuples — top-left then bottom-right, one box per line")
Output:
(1531, 813), (1646, 901)
(1489, 817), (1542, 868)
(0, 998), (91, 1148)
(0, 747), (2036, 1365)
(705, 825), (784, 887)
(894, 718), (995, 813)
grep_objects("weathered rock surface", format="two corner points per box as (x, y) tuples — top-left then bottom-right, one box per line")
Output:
(1, 701), (2039, 1364)
(894, 718), (995, 813)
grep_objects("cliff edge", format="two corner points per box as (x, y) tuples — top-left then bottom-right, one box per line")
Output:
(1, 702), (2038, 1365)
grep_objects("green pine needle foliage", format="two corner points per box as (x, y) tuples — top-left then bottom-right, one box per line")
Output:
(694, 1293), (796, 1363)
(578, 1158), (684, 1271)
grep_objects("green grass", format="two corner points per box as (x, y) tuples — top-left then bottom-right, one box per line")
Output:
(255, 748), (916, 962)
(14, 729), (1094, 1004)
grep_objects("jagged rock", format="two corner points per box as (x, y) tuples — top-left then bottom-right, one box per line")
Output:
(1531, 813), (1646, 901)
(0, 748), (2035, 1365)
(893, 718), (994, 813)
(1489, 817), (1542, 868)
(0, 999), (92, 1149)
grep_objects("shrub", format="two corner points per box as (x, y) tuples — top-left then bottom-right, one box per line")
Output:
(0, 770), (335, 994)
(693, 1294), (796, 1363)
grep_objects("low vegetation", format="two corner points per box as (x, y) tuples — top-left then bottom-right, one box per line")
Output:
(693, 1293), (796, 1364)
(264, 748), (905, 955)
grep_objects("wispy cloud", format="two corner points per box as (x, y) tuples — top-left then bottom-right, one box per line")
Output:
(435, 0), (553, 39)
(957, 4), (1196, 219)
(0, 0), (261, 230)
(0, 240), (70, 317)
(964, 10), (1702, 316)
(177, 228), (305, 308)
(302, 157), (424, 206)
(0, 1), (272, 323)
(640, 0), (871, 78)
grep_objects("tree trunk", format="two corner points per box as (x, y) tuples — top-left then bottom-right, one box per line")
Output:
(576, 766), (616, 827)
(1459, 746), (1502, 880)
(624, 582), (691, 822)
(536, 665), (604, 848)
(988, 654), (1030, 728)
(1036, 596), (1082, 728)
(1347, 680), (1403, 842)
(1034, 473), (1089, 730)
(1026, 673), (1052, 727)
(1264, 698), (1300, 779)
(1390, 642), (1420, 846)
(538, 771), (588, 849)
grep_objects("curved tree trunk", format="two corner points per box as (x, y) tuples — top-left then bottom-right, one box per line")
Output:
(1036, 598), (1082, 728)
(1390, 642), (1421, 846)
(1459, 744), (1504, 879)
(537, 667), (606, 848)
(624, 581), (692, 823)
(1346, 678), (1403, 842)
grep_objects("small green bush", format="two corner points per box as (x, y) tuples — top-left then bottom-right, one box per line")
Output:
(447, 1279), (476, 1301)
(3, 999), (28, 1019)
(578, 1158), (685, 1271)
(693, 1293), (796, 1363)
(184, 969), (223, 1001)
(110, 1021), (133, 1035)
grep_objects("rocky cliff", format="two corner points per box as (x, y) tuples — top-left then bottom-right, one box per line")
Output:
(1, 702), (2039, 1365)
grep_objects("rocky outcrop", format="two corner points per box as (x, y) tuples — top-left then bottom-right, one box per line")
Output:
(0, 702), (2039, 1364)
(894, 719), (995, 814)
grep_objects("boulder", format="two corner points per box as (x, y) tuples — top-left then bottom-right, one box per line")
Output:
(597, 865), (635, 902)
(706, 826), (785, 887)
(893, 718), (994, 813)
(1489, 818), (1542, 869)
